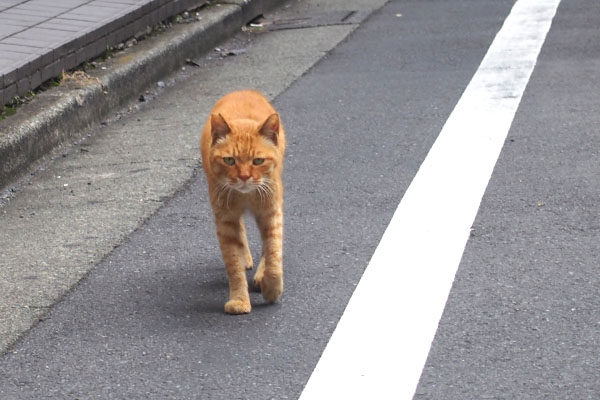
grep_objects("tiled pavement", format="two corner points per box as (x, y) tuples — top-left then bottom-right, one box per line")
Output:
(0, 0), (200, 106)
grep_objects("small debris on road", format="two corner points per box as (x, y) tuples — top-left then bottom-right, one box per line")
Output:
(185, 58), (201, 67)
(214, 47), (247, 58)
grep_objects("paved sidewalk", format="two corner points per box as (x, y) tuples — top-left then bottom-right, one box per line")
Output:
(0, 0), (199, 106)
(0, 0), (279, 190)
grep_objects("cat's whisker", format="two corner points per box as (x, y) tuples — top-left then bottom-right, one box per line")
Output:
(215, 184), (224, 203)
(258, 179), (275, 204)
(259, 187), (265, 205)
(259, 183), (271, 205)
(225, 184), (234, 210)
(264, 177), (275, 192)
(255, 183), (265, 204)
(215, 182), (228, 205)
(216, 181), (235, 210)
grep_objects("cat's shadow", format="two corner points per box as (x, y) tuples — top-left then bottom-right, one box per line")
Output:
(141, 255), (277, 328)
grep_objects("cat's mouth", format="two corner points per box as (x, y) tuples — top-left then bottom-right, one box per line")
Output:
(224, 178), (272, 197)
(231, 180), (257, 194)
(234, 184), (255, 194)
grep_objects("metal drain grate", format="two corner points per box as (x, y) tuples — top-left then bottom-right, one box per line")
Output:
(253, 10), (369, 31)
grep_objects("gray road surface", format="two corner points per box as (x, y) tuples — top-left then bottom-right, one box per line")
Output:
(0, 0), (598, 398)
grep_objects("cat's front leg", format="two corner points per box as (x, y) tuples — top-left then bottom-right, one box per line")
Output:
(215, 215), (252, 314)
(254, 207), (284, 303)
(239, 219), (253, 270)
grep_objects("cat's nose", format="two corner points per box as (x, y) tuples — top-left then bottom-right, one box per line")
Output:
(239, 174), (250, 182)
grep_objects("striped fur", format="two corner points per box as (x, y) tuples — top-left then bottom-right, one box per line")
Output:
(200, 90), (286, 314)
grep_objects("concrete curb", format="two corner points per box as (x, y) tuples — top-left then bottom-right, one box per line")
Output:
(0, 0), (280, 191)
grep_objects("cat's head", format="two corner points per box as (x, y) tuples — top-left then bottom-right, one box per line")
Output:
(208, 113), (281, 194)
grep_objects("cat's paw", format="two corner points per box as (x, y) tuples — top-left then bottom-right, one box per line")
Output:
(252, 258), (265, 292)
(242, 248), (254, 269)
(261, 273), (283, 304)
(224, 299), (251, 315)
(253, 272), (264, 292)
(244, 251), (253, 270)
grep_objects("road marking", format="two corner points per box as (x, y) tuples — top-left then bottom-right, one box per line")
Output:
(298, 0), (561, 398)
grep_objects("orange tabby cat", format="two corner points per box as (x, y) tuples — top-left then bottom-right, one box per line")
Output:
(200, 90), (286, 314)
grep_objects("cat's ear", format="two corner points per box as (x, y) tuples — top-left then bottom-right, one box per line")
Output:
(211, 113), (231, 145)
(259, 113), (280, 145)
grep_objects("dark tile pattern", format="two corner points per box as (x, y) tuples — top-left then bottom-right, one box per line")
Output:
(0, 0), (201, 105)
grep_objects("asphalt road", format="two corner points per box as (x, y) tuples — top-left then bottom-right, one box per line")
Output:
(0, 0), (598, 398)
(415, 0), (600, 398)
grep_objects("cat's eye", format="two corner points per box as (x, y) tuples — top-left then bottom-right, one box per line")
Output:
(253, 158), (265, 166)
(223, 157), (235, 166)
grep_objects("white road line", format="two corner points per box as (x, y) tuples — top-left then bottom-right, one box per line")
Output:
(298, 0), (561, 399)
